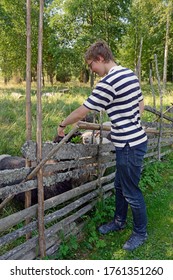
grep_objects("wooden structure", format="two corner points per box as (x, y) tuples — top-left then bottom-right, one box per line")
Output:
(0, 121), (173, 259)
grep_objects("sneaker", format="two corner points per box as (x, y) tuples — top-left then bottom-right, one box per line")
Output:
(98, 220), (126, 235)
(123, 233), (148, 251)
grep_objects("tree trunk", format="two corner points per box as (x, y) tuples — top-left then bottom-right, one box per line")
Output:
(163, 13), (170, 90)
(149, 62), (156, 109)
(135, 37), (143, 84)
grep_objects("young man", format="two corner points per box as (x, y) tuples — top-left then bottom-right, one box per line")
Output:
(57, 40), (148, 251)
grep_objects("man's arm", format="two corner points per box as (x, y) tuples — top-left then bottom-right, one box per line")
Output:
(58, 105), (91, 136)
(139, 100), (144, 115)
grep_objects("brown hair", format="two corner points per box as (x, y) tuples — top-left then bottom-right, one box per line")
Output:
(84, 40), (114, 62)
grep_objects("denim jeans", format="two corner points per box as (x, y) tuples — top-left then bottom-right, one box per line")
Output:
(114, 141), (147, 235)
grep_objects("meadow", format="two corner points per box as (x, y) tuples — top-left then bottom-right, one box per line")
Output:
(0, 78), (173, 260)
(0, 78), (173, 156)
(0, 80), (90, 155)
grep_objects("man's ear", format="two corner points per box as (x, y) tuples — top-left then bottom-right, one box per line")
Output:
(97, 55), (104, 62)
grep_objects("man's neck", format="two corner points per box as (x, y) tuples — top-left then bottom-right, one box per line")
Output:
(105, 61), (117, 74)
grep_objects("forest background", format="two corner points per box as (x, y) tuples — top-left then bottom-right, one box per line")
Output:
(0, 0), (173, 87)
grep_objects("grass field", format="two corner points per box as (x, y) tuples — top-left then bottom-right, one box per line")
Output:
(0, 79), (173, 155)
(0, 79), (173, 260)
(0, 80), (91, 155)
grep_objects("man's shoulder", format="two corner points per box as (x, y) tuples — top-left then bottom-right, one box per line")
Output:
(102, 66), (134, 84)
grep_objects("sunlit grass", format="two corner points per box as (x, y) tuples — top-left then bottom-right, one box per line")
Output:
(0, 79), (173, 155)
(0, 80), (91, 155)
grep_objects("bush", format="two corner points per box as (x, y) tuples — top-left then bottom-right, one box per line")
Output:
(56, 70), (72, 83)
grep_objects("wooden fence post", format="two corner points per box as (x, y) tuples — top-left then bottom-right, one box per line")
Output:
(36, 0), (46, 258)
(154, 54), (163, 161)
(97, 111), (103, 196)
(25, 0), (32, 240)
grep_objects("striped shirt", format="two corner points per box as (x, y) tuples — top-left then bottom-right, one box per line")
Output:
(83, 65), (147, 148)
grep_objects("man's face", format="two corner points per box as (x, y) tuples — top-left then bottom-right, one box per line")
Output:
(87, 56), (106, 77)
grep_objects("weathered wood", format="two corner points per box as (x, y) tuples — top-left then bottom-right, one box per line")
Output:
(0, 180), (37, 200)
(0, 203), (95, 260)
(2, 137), (173, 194)
(0, 189), (112, 260)
(26, 0), (32, 142)
(21, 130), (165, 162)
(1, 137), (172, 200)
(0, 154), (115, 188)
(37, 0), (46, 257)
(77, 121), (159, 134)
(22, 190), (113, 260)
(25, 0), (32, 240)
(22, 222), (80, 260)
(24, 165), (32, 240)
(143, 148), (173, 164)
(0, 163), (109, 199)
(148, 137), (173, 145)
(23, 132), (173, 162)
(0, 167), (31, 188)
(0, 127), (79, 208)
(144, 105), (173, 122)
(78, 121), (111, 131)
(24, 191), (112, 260)
(142, 121), (173, 128)
(163, 12), (170, 90)
(0, 173), (115, 232)
(21, 139), (98, 161)
(154, 54), (164, 160)
(45, 222), (84, 257)
(0, 195), (15, 211)
(0, 137), (173, 190)
(0, 183), (114, 247)
(1, 222), (77, 260)
(43, 154), (115, 174)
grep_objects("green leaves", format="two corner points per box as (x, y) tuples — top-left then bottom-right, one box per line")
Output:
(1, 0), (173, 83)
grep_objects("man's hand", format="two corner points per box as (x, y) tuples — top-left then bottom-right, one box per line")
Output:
(53, 134), (64, 143)
(53, 125), (65, 143)
(57, 126), (66, 137)
(53, 130), (82, 143)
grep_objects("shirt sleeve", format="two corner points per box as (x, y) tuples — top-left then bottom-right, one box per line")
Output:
(83, 81), (115, 112)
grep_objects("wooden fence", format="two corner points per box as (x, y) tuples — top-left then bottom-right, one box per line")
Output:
(0, 122), (173, 260)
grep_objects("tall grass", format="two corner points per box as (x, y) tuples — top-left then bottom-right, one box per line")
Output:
(0, 79), (173, 155)
(0, 80), (90, 155)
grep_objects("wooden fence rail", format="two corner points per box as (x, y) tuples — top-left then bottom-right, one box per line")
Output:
(0, 123), (173, 259)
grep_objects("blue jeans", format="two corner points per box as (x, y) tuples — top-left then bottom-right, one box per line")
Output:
(114, 141), (147, 235)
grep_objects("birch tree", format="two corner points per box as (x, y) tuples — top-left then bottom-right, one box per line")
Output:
(163, 1), (172, 89)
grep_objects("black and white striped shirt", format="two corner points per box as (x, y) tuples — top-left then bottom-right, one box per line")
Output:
(83, 65), (147, 148)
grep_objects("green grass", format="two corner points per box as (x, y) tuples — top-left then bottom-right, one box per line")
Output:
(0, 79), (173, 260)
(0, 80), (91, 155)
(53, 153), (173, 260)
(0, 79), (173, 155)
